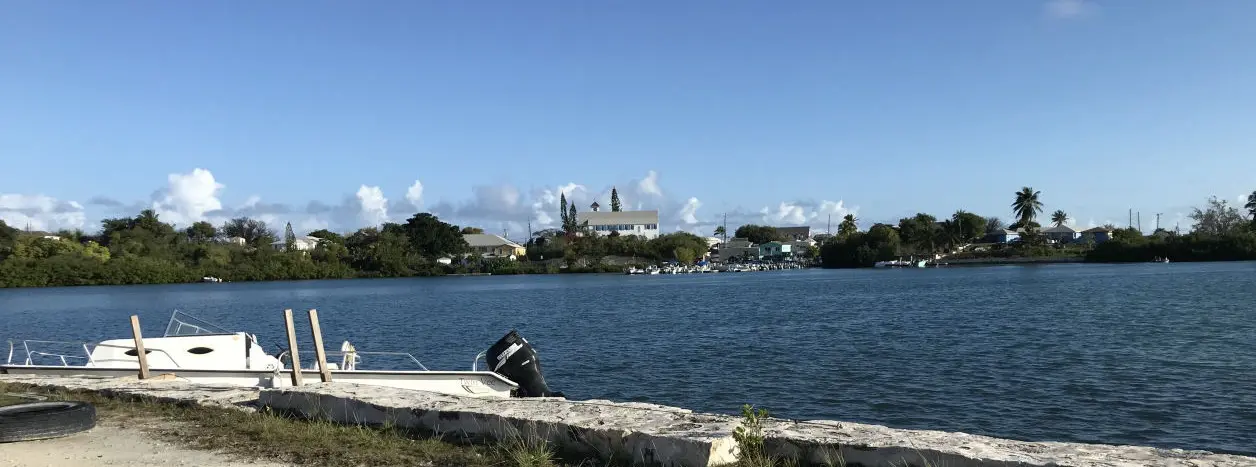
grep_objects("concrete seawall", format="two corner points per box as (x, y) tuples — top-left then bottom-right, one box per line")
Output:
(3, 375), (1253, 467)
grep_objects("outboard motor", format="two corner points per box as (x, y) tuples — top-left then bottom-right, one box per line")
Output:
(486, 330), (563, 398)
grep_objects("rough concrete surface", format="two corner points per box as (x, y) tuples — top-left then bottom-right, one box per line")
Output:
(0, 374), (261, 410)
(262, 383), (1256, 467)
(4, 374), (1255, 467)
(0, 418), (290, 467)
(260, 383), (741, 467)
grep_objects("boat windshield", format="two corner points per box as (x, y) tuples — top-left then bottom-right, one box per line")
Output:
(163, 310), (233, 337)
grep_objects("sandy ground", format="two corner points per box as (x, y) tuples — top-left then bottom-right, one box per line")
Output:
(0, 419), (290, 467)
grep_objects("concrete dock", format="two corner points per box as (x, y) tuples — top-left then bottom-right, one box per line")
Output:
(2, 375), (1253, 467)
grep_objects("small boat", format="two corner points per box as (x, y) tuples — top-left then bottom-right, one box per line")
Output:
(2, 311), (562, 399)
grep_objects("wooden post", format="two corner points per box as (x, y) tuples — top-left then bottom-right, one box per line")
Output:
(129, 315), (150, 380)
(283, 309), (304, 387)
(307, 309), (332, 383)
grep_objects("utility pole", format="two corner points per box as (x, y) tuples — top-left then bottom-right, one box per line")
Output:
(1128, 209), (1132, 229)
(1137, 212), (1141, 233)
(1155, 213), (1162, 231)
(827, 214), (832, 236)
(721, 213), (728, 243)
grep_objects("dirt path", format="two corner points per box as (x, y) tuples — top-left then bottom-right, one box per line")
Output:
(0, 419), (290, 467)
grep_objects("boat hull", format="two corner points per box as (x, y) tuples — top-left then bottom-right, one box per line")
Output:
(0, 365), (517, 398)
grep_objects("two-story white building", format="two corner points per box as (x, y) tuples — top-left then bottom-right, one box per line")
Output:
(576, 203), (660, 239)
(270, 236), (324, 251)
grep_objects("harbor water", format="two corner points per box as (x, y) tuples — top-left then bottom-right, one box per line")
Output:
(1, 262), (1253, 455)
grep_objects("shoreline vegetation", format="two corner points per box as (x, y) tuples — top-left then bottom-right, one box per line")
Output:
(2, 188), (1255, 288)
(820, 188), (1256, 268)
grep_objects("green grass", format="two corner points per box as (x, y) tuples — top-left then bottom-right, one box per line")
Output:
(0, 381), (549, 467)
(0, 392), (32, 406)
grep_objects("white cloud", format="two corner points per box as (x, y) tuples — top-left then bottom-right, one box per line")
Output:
(1044, 0), (1096, 20)
(678, 197), (702, 224)
(637, 170), (662, 198)
(406, 180), (424, 207)
(0, 194), (86, 231)
(151, 168), (224, 226)
(355, 185), (389, 226)
(761, 202), (808, 225)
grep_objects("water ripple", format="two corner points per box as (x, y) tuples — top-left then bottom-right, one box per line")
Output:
(1, 262), (1254, 454)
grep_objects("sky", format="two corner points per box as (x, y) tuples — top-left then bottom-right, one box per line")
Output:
(3, 0), (1256, 237)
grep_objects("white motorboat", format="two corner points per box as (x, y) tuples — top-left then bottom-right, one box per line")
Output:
(2, 311), (562, 399)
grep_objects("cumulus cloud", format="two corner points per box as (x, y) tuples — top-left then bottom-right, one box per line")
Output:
(761, 202), (808, 225)
(151, 168), (225, 226)
(1044, 0), (1096, 20)
(637, 170), (663, 199)
(405, 180), (424, 207)
(0, 194), (87, 231)
(678, 197), (702, 224)
(756, 200), (856, 227)
(355, 185), (389, 226)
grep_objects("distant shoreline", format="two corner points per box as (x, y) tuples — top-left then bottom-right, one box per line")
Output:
(938, 256), (1086, 266)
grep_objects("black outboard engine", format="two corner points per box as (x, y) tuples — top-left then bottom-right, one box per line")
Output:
(486, 330), (563, 398)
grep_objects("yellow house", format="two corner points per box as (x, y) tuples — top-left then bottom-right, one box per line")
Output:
(463, 233), (527, 259)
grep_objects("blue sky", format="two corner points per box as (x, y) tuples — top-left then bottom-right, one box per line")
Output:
(3, 0), (1255, 236)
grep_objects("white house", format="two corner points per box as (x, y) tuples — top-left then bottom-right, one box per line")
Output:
(576, 204), (660, 239)
(270, 236), (324, 251)
(463, 233), (526, 259)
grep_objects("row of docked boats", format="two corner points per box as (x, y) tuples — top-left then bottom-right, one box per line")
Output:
(625, 262), (806, 275)
(2, 311), (562, 399)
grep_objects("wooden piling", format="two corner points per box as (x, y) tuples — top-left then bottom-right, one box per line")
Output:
(307, 309), (332, 383)
(129, 315), (150, 380)
(283, 309), (304, 386)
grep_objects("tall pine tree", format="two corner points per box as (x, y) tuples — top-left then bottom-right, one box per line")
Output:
(610, 187), (622, 212)
(559, 193), (569, 229)
(283, 222), (296, 250)
(567, 204), (578, 232)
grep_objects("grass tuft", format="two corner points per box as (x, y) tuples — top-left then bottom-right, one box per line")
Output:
(498, 433), (559, 467)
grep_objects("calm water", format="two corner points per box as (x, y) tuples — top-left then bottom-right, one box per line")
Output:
(2, 263), (1255, 455)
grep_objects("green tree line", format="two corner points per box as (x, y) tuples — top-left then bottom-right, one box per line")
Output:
(0, 210), (479, 287)
(1086, 194), (1256, 262)
(0, 206), (715, 287)
(817, 188), (1256, 267)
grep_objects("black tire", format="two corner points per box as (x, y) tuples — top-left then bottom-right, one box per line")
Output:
(0, 401), (97, 443)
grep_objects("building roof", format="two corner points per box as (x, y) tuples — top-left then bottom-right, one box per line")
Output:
(576, 210), (659, 226)
(463, 233), (523, 249)
(1082, 226), (1115, 233)
(775, 226), (811, 239)
(1042, 225), (1077, 233)
(270, 236), (324, 245)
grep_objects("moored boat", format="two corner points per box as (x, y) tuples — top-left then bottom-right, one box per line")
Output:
(2, 311), (561, 399)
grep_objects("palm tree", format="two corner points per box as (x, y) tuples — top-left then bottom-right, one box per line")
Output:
(714, 225), (726, 239)
(1050, 210), (1069, 227)
(1246, 190), (1256, 222)
(1011, 187), (1043, 229)
(838, 214), (859, 237)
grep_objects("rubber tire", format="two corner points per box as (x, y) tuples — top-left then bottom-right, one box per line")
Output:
(0, 401), (97, 443)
